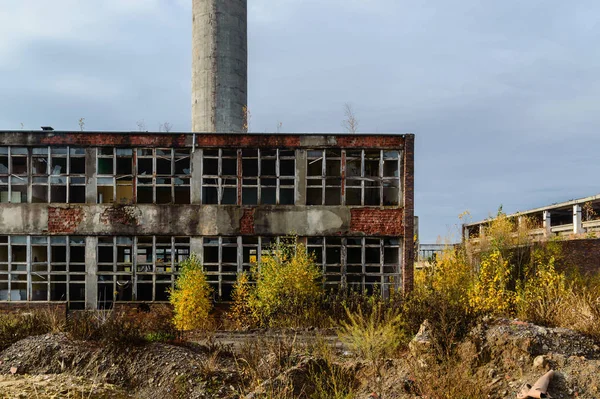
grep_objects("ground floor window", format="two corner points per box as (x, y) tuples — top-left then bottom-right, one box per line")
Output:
(0, 235), (86, 309)
(97, 236), (190, 308)
(307, 237), (401, 295)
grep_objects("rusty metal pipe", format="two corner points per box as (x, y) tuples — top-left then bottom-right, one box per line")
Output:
(516, 370), (554, 399)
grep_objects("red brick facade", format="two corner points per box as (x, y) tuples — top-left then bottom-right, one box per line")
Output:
(350, 208), (404, 236)
(47, 207), (84, 234)
(40, 133), (188, 147)
(240, 208), (255, 235)
(402, 135), (415, 292)
(4, 131), (407, 149)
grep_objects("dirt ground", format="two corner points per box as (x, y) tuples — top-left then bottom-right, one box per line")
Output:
(0, 319), (599, 398)
(0, 374), (131, 399)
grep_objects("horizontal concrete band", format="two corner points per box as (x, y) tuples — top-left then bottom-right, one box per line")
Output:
(0, 204), (404, 237)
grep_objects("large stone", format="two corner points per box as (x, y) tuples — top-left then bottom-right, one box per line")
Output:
(409, 320), (432, 357)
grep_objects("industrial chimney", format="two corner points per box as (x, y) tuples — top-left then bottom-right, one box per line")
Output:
(192, 0), (248, 133)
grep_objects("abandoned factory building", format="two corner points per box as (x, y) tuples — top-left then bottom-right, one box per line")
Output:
(0, 130), (414, 310)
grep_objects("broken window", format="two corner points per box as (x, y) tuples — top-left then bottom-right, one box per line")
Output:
(307, 237), (344, 287)
(97, 148), (134, 204)
(203, 237), (239, 300)
(307, 236), (401, 295)
(204, 236), (297, 300)
(242, 237), (258, 274)
(0, 147), (28, 203)
(31, 148), (48, 203)
(240, 149), (296, 205)
(341, 149), (401, 206)
(0, 236), (8, 301)
(201, 148), (296, 206)
(241, 149), (257, 205)
(0, 236), (28, 300)
(0, 235), (86, 308)
(202, 149), (238, 205)
(97, 148), (115, 204)
(306, 149), (342, 205)
(126, 236), (190, 303)
(136, 148), (191, 204)
(97, 236), (133, 308)
(47, 147), (86, 203)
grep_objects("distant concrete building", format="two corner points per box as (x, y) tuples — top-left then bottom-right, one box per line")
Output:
(192, 0), (247, 133)
(463, 194), (600, 241)
(416, 244), (446, 269)
(0, 131), (415, 310)
(463, 194), (600, 275)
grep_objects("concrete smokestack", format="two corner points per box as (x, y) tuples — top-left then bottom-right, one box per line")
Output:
(192, 0), (247, 133)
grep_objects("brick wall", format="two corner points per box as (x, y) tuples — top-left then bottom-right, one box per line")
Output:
(40, 133), (188, 147)
(349, 208), (403, 236)
(556, 239), (600, 275)
(336, 135), (407, 148)
(239, 208), (255, 235)
(402, 135), (415, 292)
(2, 131), (408, 149)
(47, 207), (84, 234)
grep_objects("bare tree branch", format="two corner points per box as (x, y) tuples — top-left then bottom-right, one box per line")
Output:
(342, 103), (359, 134)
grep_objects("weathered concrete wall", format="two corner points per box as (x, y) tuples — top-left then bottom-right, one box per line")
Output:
(0, 204), (404, 237)
(192, 0), (247, 133)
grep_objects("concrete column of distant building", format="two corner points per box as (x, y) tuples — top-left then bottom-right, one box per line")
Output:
(192, 0), (248, 133)
(573, 204), (583, 234)
(543, 210), (552, 237)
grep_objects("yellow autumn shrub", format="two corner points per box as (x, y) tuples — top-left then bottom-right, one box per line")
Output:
(431, 245), (473, 308)
(228, 271), (256, 329)
(248, 240), (324, 327)
(169, 253), (213, 331)
(469, 250), (516, 315)
(517, 256), (568, 326)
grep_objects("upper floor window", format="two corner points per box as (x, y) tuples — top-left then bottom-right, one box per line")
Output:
(201, 148), (296, 205)
(1, 147), (86, 204)
(136, 148), (191, 205)
(308, 149), (401, 206)
(307, 149), (342, 205)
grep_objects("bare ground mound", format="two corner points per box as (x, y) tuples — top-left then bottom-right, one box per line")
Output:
(0, 374), (131, 399)
(0, 333), (240, 398)
(1, 319), (599, 398)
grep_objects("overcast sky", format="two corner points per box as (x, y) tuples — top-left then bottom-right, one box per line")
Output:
(1, 0), (600, 242)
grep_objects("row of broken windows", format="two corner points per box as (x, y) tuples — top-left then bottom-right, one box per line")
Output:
(0, 235), (402, 307)
(1, 147), (402, 206)
(203, 236), (401, 300)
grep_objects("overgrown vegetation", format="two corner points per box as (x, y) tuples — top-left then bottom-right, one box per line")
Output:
(169, 253), (214, 331)
(3, 209), (600, 398)
(229, 238), (324, 328)
(0, 305), (176, 351)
